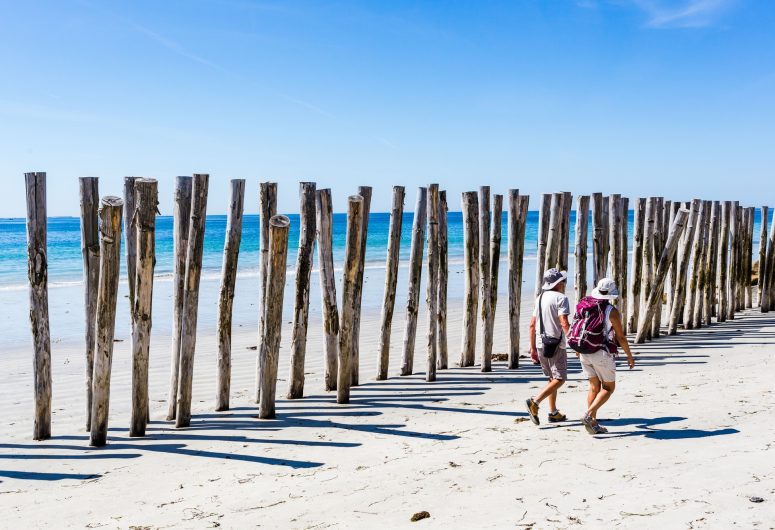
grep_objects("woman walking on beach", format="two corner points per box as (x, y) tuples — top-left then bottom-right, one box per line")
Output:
(568, 278), (635, 435)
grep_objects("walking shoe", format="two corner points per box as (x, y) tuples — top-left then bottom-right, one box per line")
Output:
(525, 398), (540, 425)
(593, 424), (609, 434)
(581, 413), (597, 435)
(548, 411), (567, 423)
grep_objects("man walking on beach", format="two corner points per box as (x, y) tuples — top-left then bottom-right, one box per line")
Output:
(525, 268), (571, 425)
(572, 278), (636, 435)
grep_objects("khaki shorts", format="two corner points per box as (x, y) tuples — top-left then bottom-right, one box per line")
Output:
(579, 350), (616, 382)
(538, 347), (568, 381)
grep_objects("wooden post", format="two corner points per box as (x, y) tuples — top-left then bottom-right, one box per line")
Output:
(215, 179), (245, 411)
(638, 198), (656, 339)
(507, 189), (525, 369)
(574, 195), (590, 303)
(691, 201), (711, 329)
(400, 187), (428, 376)
(665, 201), (681, 318)
(684, 200), (707, 329)
(288, 182), (317, 399)
(745, 207), (755, 308)
(717, 201), (731, 321)
(602, 196), (610, 273)
(123, 177), (138, 317)
(79, 177), (99, 431)
(727, 202), (739, 320)
(668, 199), (700, 334)
(175, 174), (209, 428)
(437, 190), (449, 370)
(166, 177), (192, 421)
(702, 201), (719, 326)
(129, 178), (158, 437)
(627, 198), (645, 334)
(635, 209), (689, 343)
(258, 215), (290, 419)
(26, 172), (52, 441)
(351, 186), (372, 387)
(256, 182), (277, 403)
(478, 186), (492, 371)
(316, 189), (340, 390)
(460, 191), (479, 367)
(425, 184), (440, 382)
(89, 196), (123, 447)
(619, 197), (630, 326)
(534, 193), (552, 297)
(759, 206), (769, 310)
(591, 192), (607, 285)
(560, 191), (573, 271)
(483, 193), (503, 372)
(377, 186), (405, 380)
(545, 192), (563, 272)
(608, 195), (622, 316)
(763, 213), (775, 313)
(651, 197), (665, 337)
(337, 197), (363, 403)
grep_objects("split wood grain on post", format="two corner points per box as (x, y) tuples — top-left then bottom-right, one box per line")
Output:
(256, 182), (277, 403)
(400, 187), (427, 376)
(316, 189), (340, 390)
(351, 185), (372, 387)
(377, 186), (405, 380)
(478, 186), (492, 371)
(534, 193), (552, 297)
(425, 184), (440, 382)
(460, 191), (479, 367)
(574, 195), (590, 303)
(484, 193), (502, 373)
(79, 177), (99, 431)
(437, 190), (449, 370)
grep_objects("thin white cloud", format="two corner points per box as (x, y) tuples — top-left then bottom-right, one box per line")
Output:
(629, 0), (735, 28)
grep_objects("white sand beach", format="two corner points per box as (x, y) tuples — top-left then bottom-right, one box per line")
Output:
(1, 273), (774, 528)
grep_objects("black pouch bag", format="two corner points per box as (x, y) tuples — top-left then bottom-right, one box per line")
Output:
(538, 293), (562, 358)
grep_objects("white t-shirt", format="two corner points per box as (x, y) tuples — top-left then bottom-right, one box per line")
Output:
(533, 290), (570, 348)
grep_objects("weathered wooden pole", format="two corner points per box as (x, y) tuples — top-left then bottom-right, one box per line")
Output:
(686, 200), (709, 329)
(215, 179), (245, 411)
(638, 198), (656, 339)
(256, 181), (277, 403)
(460, 191), (479, 367)
(574, 195), (590, 303)
(619, 197), (630, 325)
(745, 207), (755, 308)
(288, 182), (317, 399)
(691, 201), (711, 329)
(627, 198), (646, 334)
(175, 174), (209, 428)
(635, 209), (689, 343)
(351, 185), (372, 387)
(651, 197), (666, 337)
(508, 190), (523, 368)
(759, 206), (769, 310)
(400, 187), (428, 375)
(608, 194), (622, 311)
(257, 215), (290, 419)
(26, 172), (52, 441)
(79, 177), (100, 431)
(702, 201), (719, 326)
(560, 191), (573, 271)
(425, 184), (440, 382)
(591, 192), (607, 285)
(337, 197), (364, 403)
(89, 196), (123, 447)
(602, 196), (611, 271)
(316, 189), (340, 390)
(545, 192), (563, 272)
(668, 199), (700, 334)
(478, 186), (493, 371)
(727, 202), (739, 320)
(764, 213), (775, 312)
(129, 178), (158, 437)
(437, 190), (449, 370)
(717, 201), (731, 321)
(166, 177), (192, 421)
(483, 193), (503, 373)
(377, 186), (405, 380)
(665, 201), (681, 318)
(123, 177), (138, 316)
(534, 193), (552, 297)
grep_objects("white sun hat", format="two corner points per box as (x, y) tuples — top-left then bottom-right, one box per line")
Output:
(591, 278), (620, 300)
(541, 268), (568, 290)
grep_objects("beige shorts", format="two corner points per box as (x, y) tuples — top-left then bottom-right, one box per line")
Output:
(538, 347), (568, 381)
(579, 350), (616, 382)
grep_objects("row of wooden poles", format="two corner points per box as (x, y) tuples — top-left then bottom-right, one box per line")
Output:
(24, 173), (770, 445)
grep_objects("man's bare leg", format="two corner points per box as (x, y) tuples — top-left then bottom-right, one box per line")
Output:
(534, 379), (564, 406)
(587, 381), (615, 418)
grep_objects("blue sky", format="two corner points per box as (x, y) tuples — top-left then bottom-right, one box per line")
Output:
(1, 0), (773, 216)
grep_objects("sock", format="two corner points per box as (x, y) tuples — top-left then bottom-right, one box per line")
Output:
(550, 409), (558, 415)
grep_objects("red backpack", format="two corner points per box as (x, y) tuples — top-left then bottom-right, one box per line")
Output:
(568, 296), (617, 354)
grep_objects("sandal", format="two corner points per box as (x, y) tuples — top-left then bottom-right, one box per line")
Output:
(581, 414), (597, 435)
